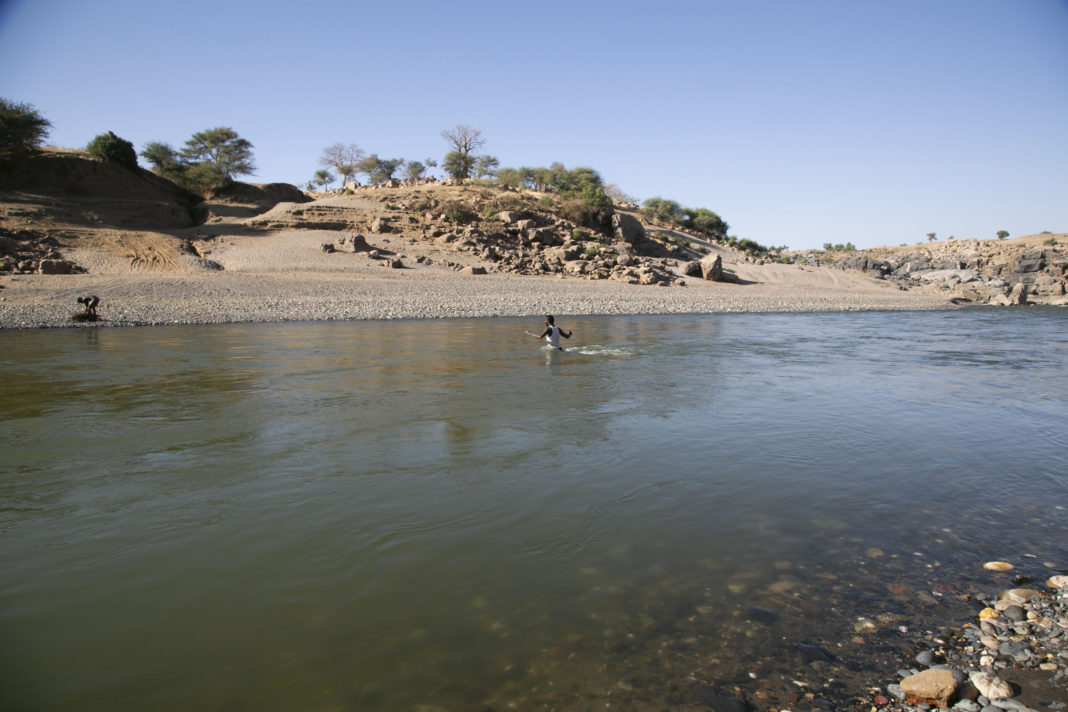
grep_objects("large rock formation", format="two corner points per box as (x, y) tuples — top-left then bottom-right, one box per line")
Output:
(805, 237), (1068, 305)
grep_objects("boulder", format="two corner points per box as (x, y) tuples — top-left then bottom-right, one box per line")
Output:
(37, 259), (74, 274)
(700, 254), (724, 281)
(371, 217), (392, 233)
(612, 212), (645, 245)
(900, 668), (957, 707)
(498, 211), (520, 225)
(334, 234), (370, 253)
(0, 236), (18, 255)
(463, 265), (486, 275)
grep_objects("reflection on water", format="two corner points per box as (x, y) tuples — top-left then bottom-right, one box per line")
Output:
(1, 309), (1066, 711)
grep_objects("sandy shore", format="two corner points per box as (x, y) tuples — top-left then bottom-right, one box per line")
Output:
(0, 228), (956, 329)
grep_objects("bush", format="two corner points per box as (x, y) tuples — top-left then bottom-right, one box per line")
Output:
(0, 98), (51, 155)
(1044, 237), (1058, 246)
(87, 131), (138, 169)
(559, 199), (611, 234)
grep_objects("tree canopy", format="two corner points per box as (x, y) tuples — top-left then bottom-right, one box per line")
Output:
(141, 126), (255, 189)
(0, 98), (52, 155)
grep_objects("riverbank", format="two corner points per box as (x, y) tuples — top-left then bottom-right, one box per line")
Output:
(0, 268), (956, 329)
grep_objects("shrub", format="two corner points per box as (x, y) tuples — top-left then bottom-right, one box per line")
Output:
(87, 131), (138, 169)
(1044, 237), (1058, 246)
(571, 228), (588, 241)
(559, 199), (611, 234)
(0, 98), (51, 154)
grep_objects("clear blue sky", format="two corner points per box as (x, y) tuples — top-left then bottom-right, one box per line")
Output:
(2, 0), (1066, 250)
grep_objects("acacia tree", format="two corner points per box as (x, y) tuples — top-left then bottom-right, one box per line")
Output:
(927, 233), (937, 242)
(404, 160), (426, 180)
(440, 124), (485, 182)
(356, 154), (405, 183)
(474, 155), (499, 180)
(0, 98), (51, 154)
(996, 230), (1009, 240)
(180, 127), (255, 184)
(320, 143), (364, 185)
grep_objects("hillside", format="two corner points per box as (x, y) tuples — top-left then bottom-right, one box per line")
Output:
(1, 150), (1063, 310)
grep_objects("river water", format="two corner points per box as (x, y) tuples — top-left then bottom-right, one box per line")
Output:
(2, 308), (1066, 711)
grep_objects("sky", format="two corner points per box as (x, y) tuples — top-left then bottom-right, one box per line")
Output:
(1, 0), (1066, 251)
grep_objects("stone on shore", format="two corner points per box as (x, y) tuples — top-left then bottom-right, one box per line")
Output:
(900, 668), (957, 707)
(984, 561), (1014, 571)
(969, 672), (1013, 700)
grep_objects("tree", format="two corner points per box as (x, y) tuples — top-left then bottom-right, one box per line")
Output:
(320, 143), (364, 185)
(0, 98), (52, 155)
(440, 124), (485, 182)
(642, 197), (683, 224)
(688, 208), (728, 240)
(442, 150), (476, 182)
(87, 131), (138, 169)
(474, 155), (499, 180)
(356, 154), (405, 183)
(404, 160), (426, 181)
(495, 167), (524, 189)
(313, 168), (334, 190)
(140, 141), (185, 181)
(996, 230), (1009, 240)
(926, 233), (936, 242)
(179, 127), (255, 184)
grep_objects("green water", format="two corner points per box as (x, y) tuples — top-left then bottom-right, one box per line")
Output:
(2, 310), (1066, 711)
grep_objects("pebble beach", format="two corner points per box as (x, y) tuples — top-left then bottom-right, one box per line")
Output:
(0, 258), (956, 330)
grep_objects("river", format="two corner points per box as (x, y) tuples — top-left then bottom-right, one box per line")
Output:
(2, 308), (1066, 711)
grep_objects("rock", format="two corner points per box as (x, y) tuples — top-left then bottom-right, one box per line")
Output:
(900, 668), (958, 707)
(979, 607), (1000, 620)
(334, 234), (370, 252)
(1008, 282), (1028, 305)
(1047, 575), (1068, 589)
(463, 266), (486, 275)
(611, 212), (645, 245)
(984, 561), (1015, 572)
(694, 686), (751, 712)
(497, 211), (519, 224)
(700, 254), (724, 281)
(37, 259), (74, 274)
(0, 235), (18, 255)
(955, 701), (981, 712)
(1001, 604), (1025, 621)
(745, 606), (779, 625)
(386, 259), (403, 269)
(969, 672), (1013, 700)
(371, 216), (392, 233)
(915, 650), (936, 667)
(999, 588), (1044, 605)
(320, 243), (335, 253)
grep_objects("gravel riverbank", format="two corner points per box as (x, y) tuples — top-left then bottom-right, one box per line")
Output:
(0, 269), (956, 329)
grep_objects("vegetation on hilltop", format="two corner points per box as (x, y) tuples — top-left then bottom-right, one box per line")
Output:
(0, 98), (52, 155)
(141, 127), (255, 191)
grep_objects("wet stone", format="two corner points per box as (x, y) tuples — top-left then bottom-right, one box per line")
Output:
(694, 686), (752, 712)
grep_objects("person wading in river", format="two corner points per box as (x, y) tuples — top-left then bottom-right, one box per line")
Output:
(525, 314), (573, 351)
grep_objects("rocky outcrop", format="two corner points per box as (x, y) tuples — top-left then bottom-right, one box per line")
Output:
(0, 227), (84, 275)
(803, 237), (1068, 306)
